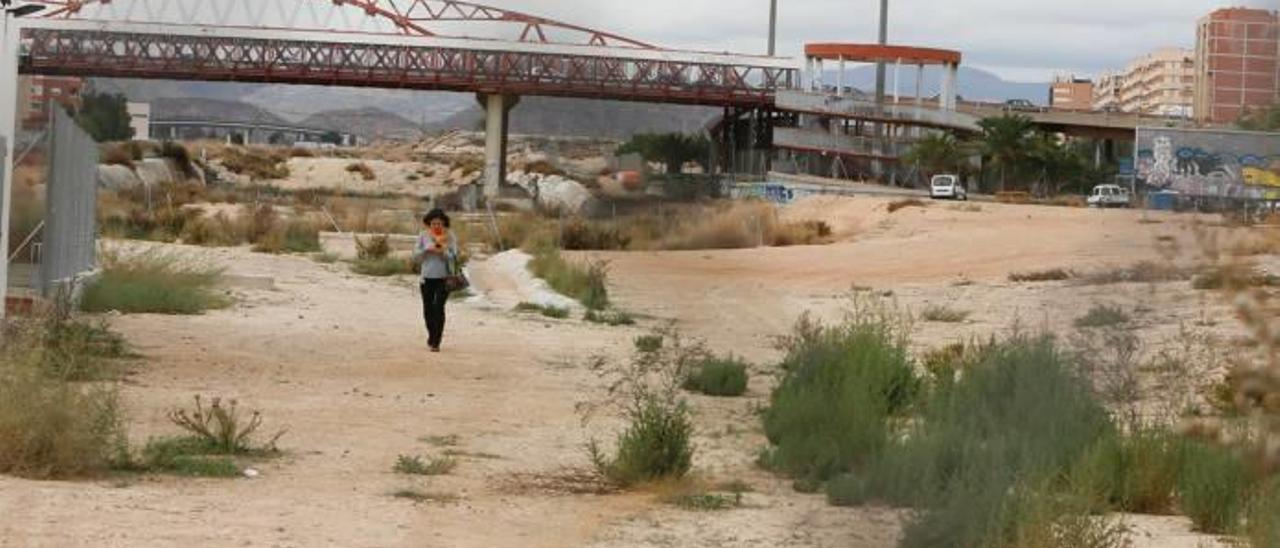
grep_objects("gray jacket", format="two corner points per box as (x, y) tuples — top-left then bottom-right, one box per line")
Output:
(413, 231), (458, 280)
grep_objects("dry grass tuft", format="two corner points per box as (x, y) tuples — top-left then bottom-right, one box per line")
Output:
(346, 162), (376, 181)
(1009, 268), (1074, 283)
(887, 199), (927, 213)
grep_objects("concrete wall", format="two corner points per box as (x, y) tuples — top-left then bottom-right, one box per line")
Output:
(1136, 127), (1280, 199)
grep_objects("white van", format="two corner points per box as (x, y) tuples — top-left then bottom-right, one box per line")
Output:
(1087, 185), (1131, 208)
(929, 175), (967, 201)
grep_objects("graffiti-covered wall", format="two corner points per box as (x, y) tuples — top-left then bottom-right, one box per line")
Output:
(1136, 127), (1280, 200)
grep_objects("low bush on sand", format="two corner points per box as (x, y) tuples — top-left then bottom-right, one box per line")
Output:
(0, 318), (127, 479)
(346, 162), (376, 181)
(528, 247), (609, 311)
(761, 308), (919, 484)
(682, 355), (749, 397)
(919, 305), (969, 323)
(588, 330), (703, 487)
(887, 199), (927, 213)
(81, 248), (230, 315)
(1074, 305), (1131, 329)
(1008, 268), (1074, 283)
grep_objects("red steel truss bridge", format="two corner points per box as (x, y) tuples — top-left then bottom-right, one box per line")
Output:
(16, 0), (797, 107)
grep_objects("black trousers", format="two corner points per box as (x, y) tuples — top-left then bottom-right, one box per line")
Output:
(420, 278), (449, 348)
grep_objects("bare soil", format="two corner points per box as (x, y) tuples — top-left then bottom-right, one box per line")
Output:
(0, 196), (1243, 547)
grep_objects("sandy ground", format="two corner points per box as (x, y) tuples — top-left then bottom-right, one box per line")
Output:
(0, 195), (1248, 547)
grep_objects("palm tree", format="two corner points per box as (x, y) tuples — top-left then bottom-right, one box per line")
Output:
(977, 115), (1034, 192)
(903, 133), (969, 181)
(1025, 133), (1087, 197)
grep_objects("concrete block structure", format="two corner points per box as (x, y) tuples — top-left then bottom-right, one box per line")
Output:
(1050, 75), (1093, 111)
(1195, 7), (1280, 125)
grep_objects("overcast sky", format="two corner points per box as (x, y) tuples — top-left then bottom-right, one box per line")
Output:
(505, 0), (1277, 82)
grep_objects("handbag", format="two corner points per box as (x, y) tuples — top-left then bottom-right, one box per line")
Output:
(445, 254), (470, 293)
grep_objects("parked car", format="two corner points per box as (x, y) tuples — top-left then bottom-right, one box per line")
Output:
(1087, 184), (1131, 208)
(1003, 99), (1038, 112)
(929, 174), (967, 201)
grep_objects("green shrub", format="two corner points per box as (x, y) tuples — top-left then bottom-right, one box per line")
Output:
(165, 395), (284, 455)
(683, 356), (749, 397)
(138, 437), (241, 478)
(0, 320), (127, 479)
(351, 257), (414, 277)
(81, 249), (230, 315)
(852, 337), (1114, 548)
(1074, 305), (1131, 329)
(761, 312), (919, 483)
(560, 218), (631, 251)
(253, 219), (321, 254)
(513, 302), (570, 319)
(1247, 479), (1280, 548)
(591, 395), (693, 486)
(1177, 441), (1250, 534)
(634, 335), (664, 353)
(38, 318), (134, 382)
(919, 305), (970, 323)
(394, 454), (457, 476)
(584, 309), (636, 326)
(1070, 429), (1183, 515)
(180, 212), (245, 247)
(528, 247), (610, 310)
(1008, 268), (1074, 282)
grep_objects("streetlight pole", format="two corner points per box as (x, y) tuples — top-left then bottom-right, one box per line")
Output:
(767, 0), (777, 56)
(0, 1), (44, 318)
(873, 0), (889, 104)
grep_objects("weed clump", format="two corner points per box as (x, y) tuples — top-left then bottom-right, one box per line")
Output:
(166, 395), (285, 455)
(346, 162), (376, 181)
(351, 257), (413, 277)
(887, 199), (927, 213)
(919, 305), (969, 323)
(682, 356), (749, 397)
(394, 454), (457, 476)
(1074, 304), (1131, 329)
(528, 247), (609, 311)
(514, 302), (570, 319)
(761, 308), (919, 483)
(1008, 268), (1074, 283)
(81, 249), (230, 315)
(845, 337), (1114, 548)
(0, 320), (127, 479)
(1177, 441), (1250, 534)
(587, 329), (702, 487)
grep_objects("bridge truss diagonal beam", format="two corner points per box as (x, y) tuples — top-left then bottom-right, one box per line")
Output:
(18, 23), (797, 107)
(32, 0), (658, 48)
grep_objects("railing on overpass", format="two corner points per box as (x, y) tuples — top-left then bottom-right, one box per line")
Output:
(775, 89), (981, 132)
(773, 127), (910, 161)
(17, 20), (798, 108)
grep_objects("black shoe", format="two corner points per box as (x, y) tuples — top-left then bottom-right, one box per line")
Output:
(430, 346), (441, 353)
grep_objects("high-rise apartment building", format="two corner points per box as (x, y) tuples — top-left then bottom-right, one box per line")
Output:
(1194, 7), (1280, 125)
(1116, 48), (1196, 117)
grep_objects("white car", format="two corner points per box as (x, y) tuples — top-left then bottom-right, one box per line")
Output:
(1087, 184), (1131, 208)
(929, 175), (967, 201)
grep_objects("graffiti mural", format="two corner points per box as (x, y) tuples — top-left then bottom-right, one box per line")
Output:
(1136, 128), (1280, 200)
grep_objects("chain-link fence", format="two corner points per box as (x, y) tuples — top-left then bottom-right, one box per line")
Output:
(39, 107), (99, 301)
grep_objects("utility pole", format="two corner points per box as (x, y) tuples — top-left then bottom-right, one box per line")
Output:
(767, 0), (778, 56)
(873, 0), (889, 104)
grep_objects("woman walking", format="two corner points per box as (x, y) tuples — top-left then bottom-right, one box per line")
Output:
(414, 208), (459, 352)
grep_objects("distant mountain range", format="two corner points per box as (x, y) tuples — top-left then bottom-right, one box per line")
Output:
(829, 66), (1050, 105)
(91, 67), (1049, 140)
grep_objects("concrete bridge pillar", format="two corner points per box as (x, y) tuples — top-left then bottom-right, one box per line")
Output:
(477, 93), (520, 199)
(940, 62), (959, 110)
